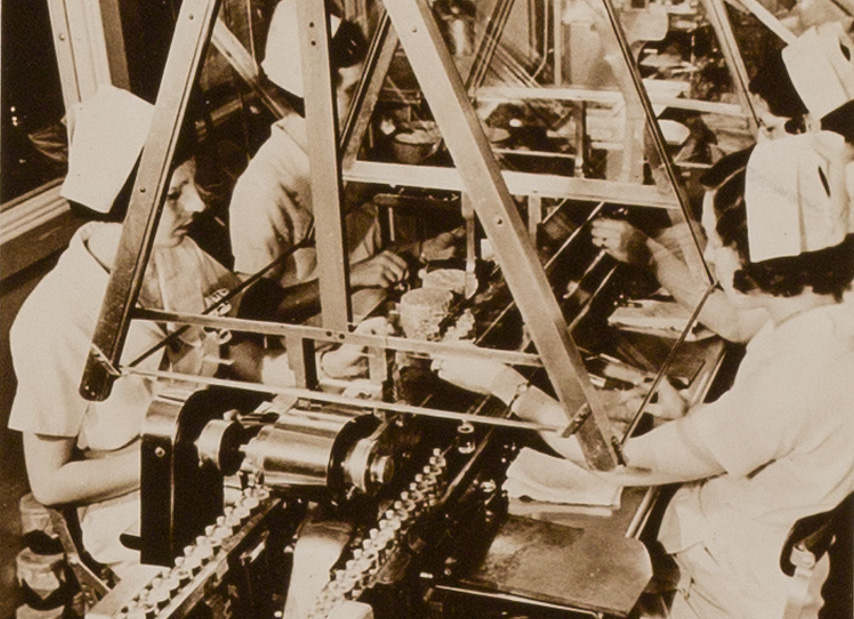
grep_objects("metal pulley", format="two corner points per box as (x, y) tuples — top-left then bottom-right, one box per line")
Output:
(242, 408), (393, 499)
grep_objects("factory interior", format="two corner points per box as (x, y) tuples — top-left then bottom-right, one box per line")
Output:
(1, 0), (853, 616)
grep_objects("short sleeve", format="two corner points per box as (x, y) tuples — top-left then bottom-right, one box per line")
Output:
(682, 364), (809, 478)
(229, 124), (312, 275)
(9, 286), (94, 437)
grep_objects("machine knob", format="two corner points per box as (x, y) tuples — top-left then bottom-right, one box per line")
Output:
(369, 455), (393, 486)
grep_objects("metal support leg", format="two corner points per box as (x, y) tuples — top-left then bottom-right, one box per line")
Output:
(80, 0), (221, 401)
(298, 0), (353, 331)
(382, 0), (617, 469)
(287, 335), (318, 390)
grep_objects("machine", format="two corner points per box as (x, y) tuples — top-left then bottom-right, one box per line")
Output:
(78, 0), (757, 614)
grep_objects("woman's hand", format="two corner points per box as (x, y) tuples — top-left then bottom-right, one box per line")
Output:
(599, 386), (647, 423)
(646, 378), (688, 419)
(590, 218), (652, 267)
(420, 227), (466, 262)
(351, 251), (409, 289)
(260, 350), (296, 387)
(321, 317), (394, 379)
(619, 377), (688, 420)
(432, 353), (524, 403)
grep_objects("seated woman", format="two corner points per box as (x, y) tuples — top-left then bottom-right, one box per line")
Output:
(590, 151), (772, 343)
(230, 0), (463, 324)
(590, 22), (854, 343)
(436, 133), (854, 618)
(7, 150), (293, 577)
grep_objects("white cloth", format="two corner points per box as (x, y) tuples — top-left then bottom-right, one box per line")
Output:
(504, 447), (622, 507)
(745, 131), (852, 262)
(658, 302), (854, 619)
(9, 222), (233, 567)
(61, 86), (154, 213)
(783, 21), (854, 120)
(262, 0), (341, 97)
(229, 115), (380, 285)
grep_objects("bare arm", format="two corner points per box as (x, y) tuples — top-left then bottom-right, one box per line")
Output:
(237, 251), (409, 324)
(647, 236), (768, 343)
(23, 433), (140, 507)
(605, 416), (725, 486)
(591, 218), (767, 342)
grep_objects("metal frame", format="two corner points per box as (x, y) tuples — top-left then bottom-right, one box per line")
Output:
(298, 0), (354, 330)
(81, 0), (221, 400)
(341, 12), (399, 168)
(77, 0), (752, 471)
(701, 0), (760, 135)
(46, 0), (130, 112)
(380, 0), (618, 469)
(345, 160), (679, 208)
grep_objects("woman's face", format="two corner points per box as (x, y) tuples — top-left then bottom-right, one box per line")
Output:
(701, 190), (747, 304)
(154, 158), (207, 247)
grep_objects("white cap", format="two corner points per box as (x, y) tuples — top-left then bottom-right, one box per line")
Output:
(745, 131), (852, 262)
(60, 86), (154, 213)
(782, 21), (854, 119)
(262, 0), (340, 97)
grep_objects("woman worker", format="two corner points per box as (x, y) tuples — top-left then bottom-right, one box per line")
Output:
(434, 132), (854, 618)
(6, 144), (298, 576)
(231, 0), (463, 326)
(589, 19), (854, 343)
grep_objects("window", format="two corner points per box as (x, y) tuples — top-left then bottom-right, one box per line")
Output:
(1, 0), (68, 205)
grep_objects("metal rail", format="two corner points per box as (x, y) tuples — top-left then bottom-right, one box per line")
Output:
(80, 0), (221, 400)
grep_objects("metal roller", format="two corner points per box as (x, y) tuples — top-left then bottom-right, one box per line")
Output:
(242, 409), (392, 498)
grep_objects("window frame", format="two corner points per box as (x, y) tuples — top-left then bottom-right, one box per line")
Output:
(0, 0), (129, 279)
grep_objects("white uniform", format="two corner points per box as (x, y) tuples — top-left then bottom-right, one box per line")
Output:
(9, 222), (234, 571)
(229, 114), (381, 285)
(659, 302), (854, 618)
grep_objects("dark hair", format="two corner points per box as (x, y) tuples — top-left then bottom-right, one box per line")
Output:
(821, 100), (854, 142)
(702, 151), (854, 300)
(749, 48), (808, 119)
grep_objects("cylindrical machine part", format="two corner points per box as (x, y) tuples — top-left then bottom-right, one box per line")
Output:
(342, 437), (393, 493)
(242, 410), (382, 497)
(195, 417), (245, 475)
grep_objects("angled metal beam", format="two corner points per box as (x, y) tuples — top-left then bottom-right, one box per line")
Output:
(344, 160), (678, 209)
(80, 0), (221, 401)
(474, 85), (747, 116)
(211, 17), (293, 118)
(382, 0), (618, 470)
(298, 0), (353, 331)
(341, 11), (399, 168)
(727, 0), (796, 43)
(701, 0), (759, 135)
(597, 0), (713, 284)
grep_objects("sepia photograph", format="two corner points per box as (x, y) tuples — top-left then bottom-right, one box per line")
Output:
(0, 0), (852, 616)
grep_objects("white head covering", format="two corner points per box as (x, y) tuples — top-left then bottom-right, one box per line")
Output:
(745, 131), (852, 262)
(60, 85), (154, 213)
(782, 21), (854, 119)
(262, 0), (341, 97)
